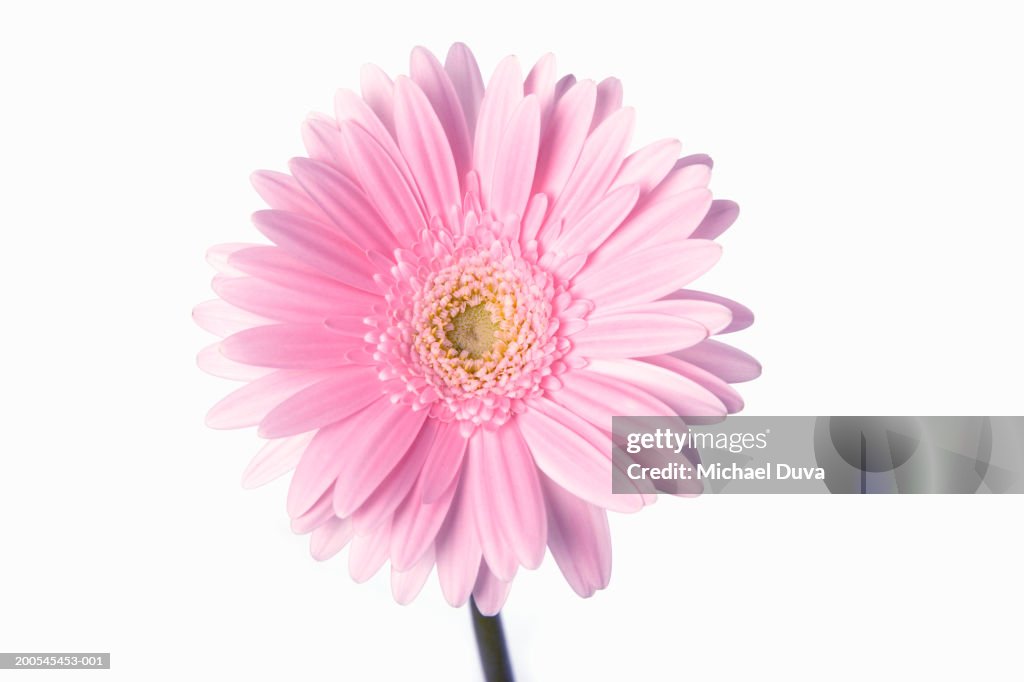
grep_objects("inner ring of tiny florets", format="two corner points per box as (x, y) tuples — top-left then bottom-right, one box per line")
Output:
(411, 250), (553, 398)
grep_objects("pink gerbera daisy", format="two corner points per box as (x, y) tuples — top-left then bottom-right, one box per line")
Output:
(195, 43), (759, 616)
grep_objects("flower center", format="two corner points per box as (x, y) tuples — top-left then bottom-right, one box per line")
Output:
(447, 303), (497, 358)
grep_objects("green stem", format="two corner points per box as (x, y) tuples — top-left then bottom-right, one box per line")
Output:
(469, 597), (514, 681)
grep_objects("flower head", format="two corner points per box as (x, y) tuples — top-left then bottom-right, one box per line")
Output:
(196, 43), (760, 614)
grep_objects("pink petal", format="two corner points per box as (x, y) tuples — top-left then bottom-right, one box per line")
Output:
(212, 276), (359, 325)
(643, 354), (745, 413)
(289, 158), (396, 253)
(205, 243), (253, 276)
(393, 76), (461, 220)
(193, 299), (271, 338)
(571, 312), (708, 358)
(220, 324), (359, 370)
(352, 419), (441, 534)
(472, 563), (512, 616)
(197, 343), (272, 381)
(544, 107), (634, 233)
(517, 398), (643, 513)
(467, 432), (519, 581)
(593, 298), (733, 335)
(410, 46), (473, 187)
(291, 485), (336, 533)
(532, 80), (596, 206)
(241, 432), (314, 489)
(349, 519), (391, 583)
(310, 516), (354, 561)
(588, 188), (713, 267)
(476, 422), (547, 569)
(554, 369), (677, 423)
(300, 118), (353, 176)
(415, 419), (469, 504)
(331, 401), (429, 517)
(206, 370), (326, 429)
(489, 94), (541, 222)
(251, 210), (377, 292)
(444, 42), (485, 138)
(473, 55), (523, 207)
(339, 121), (426, 244)
(524, 52), (557, 124)
(671, 339), (762, 383)
(250, 170), (328, 221)
(691, 199), (740, 241)
(391, 544), (435, 605)
(227, 246), (379, 313)
(435, 477), (481, 607)
(591, 77), (623, 132)
(390, 468), (459, 572)
(542, 474), (611, 597)
(359, 63), (396, 137)
(611, 139), (682, 195)
(662, 289), (754, 334)
(258, 366), (385, 438)
(572, 240), (722, 309)
(549, 184), (639, 256)
(584, 358), (727, 418)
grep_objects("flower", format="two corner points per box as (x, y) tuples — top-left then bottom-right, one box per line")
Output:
(195, 43), (760, 615)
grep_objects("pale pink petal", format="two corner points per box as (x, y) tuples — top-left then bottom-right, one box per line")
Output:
(542, 474), (611, 597)
(467, 431), (519, 581)
(205, 243), (253, 276)
(310, 516), (354, 561)
(472, 563), (512, 617)
(227, 246), (379, 313)
(591, 77), (623, 132)
(544, 107), (634, 233)
(489, 94), (541, 221)
(671, 339), (763, 383)
(258, 366), (385, 438)
(549, 184), (639, 255)
(572, 240), (722, 309)
(220, 324), (359, 369)
(300, 118), (354, 176)
(339, 120), (426, 244)
(393, 76), (461, 219)
(206, 370), (326, 429)
(643, 354), (745, 413)
(415, 419), (469, 504)
(390, 469), (459, 572)
(410, 46), (473, 187)
(645, 159), (712, 202)
(517, 398), (643, 512)
(391, 545), (435, 605)
(444, 42), (485, 138)
(197, 343), (272, 381)
(241, 432), (314, 489)
(476, 422), (547, 569)
(192, 299), (271, 338)
(663, 289), (754, 334)
(473, 55), (523, 207)
(584, 358), (727, 417)
(553, 370), (677, 423)
(291, 485), (336, 533)
(532, 80), (596, 205)
(289, 157), (397, 253)
(592, 298), (733, 335)
(359, 63), (396, 137)
(588, 188), (713, 267)
(250, 170), (328, 221)
(571, 313), (708, 358)
(349, 519), (391, 583)
(691, 199), (740, 241)
(524, 52), (557, 124)
(251, 210), (377, 292)
(352, 419), (442, 534)
(435, 477), (481, 607)
(611, 139), (682, 195)
(331, 401), (429, 517)
(212, 276), (359, 325)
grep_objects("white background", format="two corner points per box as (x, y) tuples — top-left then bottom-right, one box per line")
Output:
(2, 1), (1022, 680)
